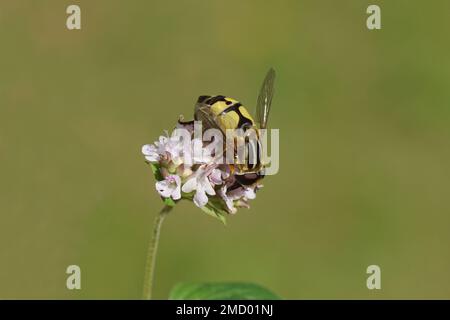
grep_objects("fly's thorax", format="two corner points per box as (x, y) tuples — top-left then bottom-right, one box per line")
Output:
(194, 94), (267, 173)
(196, 95), (255, 131)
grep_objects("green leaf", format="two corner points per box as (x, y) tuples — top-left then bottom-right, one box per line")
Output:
(163, 197), (176, 207)
(149, 163), (164, 181)
(169, 282), (280, 300)
(200, 198), (228, 225)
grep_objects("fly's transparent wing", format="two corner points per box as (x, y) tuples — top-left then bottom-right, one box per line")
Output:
(195, 105), (227, 162)
(195, 105), (224, 134)
(256, 68), (276, 129)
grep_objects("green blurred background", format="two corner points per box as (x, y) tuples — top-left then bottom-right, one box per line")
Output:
(1, 0), (450, 299)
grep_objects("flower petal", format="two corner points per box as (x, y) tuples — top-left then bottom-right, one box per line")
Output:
(155, 180), (172, 198)
(202, 177), (216, 196)
(172, 175), (181, 185)
(244, 188), (256, 199)
(142, 144), (159, 162)
(172, 185), (181, 200)
(145, 155), (159, 162)
(181, 176), (197, 193)
(193, 187), (209, 207)
(142, 144), (156, 155)
(228, 187), (246, 199)
(171, 175), (181, 200)
(209, 169), (222, 185)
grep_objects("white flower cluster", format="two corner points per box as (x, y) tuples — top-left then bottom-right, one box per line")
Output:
(142, 121), (261, 214)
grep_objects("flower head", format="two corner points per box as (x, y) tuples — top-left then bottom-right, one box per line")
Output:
(142, 118), (262, 222)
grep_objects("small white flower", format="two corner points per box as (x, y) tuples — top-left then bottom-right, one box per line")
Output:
(142, 134), (185, 167)
(142, 144), (160, 162)
(181, 165), (219, 207)
(160, 135), (183, 162)
(167, 136), (185, 161)
(154, 135), (169, 154)
(219, 184), (259, 214)
(155, 175), (181, 200)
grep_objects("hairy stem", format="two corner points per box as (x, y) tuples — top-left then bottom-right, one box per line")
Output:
(142, 204), (172, 300)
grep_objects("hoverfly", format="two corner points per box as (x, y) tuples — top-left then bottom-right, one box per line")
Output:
(193, 68), (276, 187)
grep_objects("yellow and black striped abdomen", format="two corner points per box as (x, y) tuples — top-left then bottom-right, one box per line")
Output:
(201, 95), (255, 131)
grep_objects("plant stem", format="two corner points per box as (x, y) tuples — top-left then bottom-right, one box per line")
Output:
(142, 204), (172, 300)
